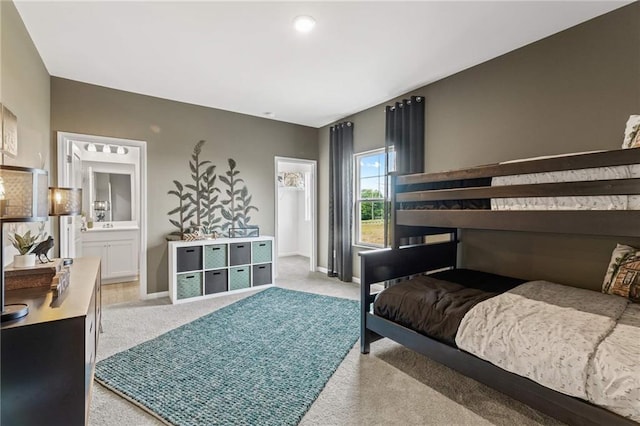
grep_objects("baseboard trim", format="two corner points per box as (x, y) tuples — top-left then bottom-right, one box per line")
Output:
(316, 266), (361, 284)
(278, 252), (298, 257)
(278, 252), (310, 258)
(102, 276), (139, 285)
(143, 291), (169, 300)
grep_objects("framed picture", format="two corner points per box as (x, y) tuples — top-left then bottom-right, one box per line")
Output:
(2, 104), (18, 158)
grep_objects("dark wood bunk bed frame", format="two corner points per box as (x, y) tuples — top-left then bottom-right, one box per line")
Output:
(360, 147), (640, 426)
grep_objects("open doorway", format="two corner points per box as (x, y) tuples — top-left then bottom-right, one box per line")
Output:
(57, 132), (148, 300)
(274, 157), (317, 276)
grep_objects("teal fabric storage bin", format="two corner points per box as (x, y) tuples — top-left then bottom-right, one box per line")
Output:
(177, 272), (203, 299)
(252, 240), (272, 264)
(204, 244), (227, 269)
(229, 266), (250, 291)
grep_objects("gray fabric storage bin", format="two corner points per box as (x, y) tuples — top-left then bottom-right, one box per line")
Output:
(252, 263), (272, 286)
(205, 269), (227, 294)
(177, 246), (202, 272)
(229, 243), (251, 266)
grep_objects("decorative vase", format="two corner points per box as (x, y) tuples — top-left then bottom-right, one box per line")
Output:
(14, 254), (36, 268)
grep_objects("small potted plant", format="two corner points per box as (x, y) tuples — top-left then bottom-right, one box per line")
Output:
(200, 223), (217, 240)
(9, 230), (40, 267)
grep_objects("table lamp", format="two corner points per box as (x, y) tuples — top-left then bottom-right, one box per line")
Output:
(1, 165), (82, 322)
(0, 166), (48, 322)
(49, 187), (82, 217)
(93, 200), (109, 222)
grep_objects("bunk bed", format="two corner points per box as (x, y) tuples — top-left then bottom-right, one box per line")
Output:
(360, 147), (640, 426)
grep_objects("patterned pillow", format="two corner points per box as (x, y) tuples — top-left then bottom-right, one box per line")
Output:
(622, 115), (640, 149)
(603, 244), (640, 302)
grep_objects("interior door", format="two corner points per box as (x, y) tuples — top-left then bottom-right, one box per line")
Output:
(71, 144), (83, 257)
(59, 141), (83, 258)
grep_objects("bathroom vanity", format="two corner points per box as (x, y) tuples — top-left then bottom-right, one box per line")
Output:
(82, 227), (139, 284)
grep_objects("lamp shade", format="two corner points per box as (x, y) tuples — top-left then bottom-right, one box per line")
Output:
(49, 187), (82, 216)
(0, 165), (48, 222)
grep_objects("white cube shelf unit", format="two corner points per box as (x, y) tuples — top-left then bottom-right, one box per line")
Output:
(168, 236), (274, 304)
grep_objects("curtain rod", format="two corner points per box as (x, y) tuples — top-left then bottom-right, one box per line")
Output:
(385, 96), (423, 111)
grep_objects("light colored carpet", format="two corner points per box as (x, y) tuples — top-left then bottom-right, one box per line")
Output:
(90, 256), (561, 426)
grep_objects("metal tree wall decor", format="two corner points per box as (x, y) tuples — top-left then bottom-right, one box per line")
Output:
(219, 159), (258, 233)
(167, 140), (259, 237)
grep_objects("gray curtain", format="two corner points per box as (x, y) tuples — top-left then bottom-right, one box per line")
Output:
(328, 121), (353, 282)
(385, 95), (424, 174)
(385, 96), (425, 246)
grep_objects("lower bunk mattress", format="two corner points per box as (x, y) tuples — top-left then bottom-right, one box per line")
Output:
(373, 270), (640, 422)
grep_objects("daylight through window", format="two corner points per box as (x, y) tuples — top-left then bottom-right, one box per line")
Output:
(354, 148), (395, 247)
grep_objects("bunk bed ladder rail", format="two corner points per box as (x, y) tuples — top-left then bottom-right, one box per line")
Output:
(359, 240), (458, 354)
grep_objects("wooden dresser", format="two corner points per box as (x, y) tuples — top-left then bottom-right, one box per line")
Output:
(1, 257), (101, 426)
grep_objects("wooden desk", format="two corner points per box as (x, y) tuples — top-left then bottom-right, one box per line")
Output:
(1, 257), (101, 426)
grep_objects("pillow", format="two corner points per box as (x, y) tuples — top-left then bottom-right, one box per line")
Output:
(622, 115), (640, 149)
(603, 244), (640, 302)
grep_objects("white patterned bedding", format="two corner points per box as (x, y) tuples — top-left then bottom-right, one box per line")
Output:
(491, 165), (640, 210)
(455, 281), (640, 421)
(587, 302), (640, 422)
(455, 281), (629, 399)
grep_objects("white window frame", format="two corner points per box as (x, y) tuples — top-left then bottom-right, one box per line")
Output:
(354, 147), (390, 248)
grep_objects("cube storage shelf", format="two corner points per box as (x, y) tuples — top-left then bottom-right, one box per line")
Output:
(168, 236), (274, 304)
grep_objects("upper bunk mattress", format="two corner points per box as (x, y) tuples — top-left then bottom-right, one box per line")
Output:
(491, 164), (640, 211)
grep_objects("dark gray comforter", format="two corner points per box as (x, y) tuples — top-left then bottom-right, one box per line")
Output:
(373, 269), (525, 346)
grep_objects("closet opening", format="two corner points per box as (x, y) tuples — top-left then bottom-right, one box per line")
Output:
(274, 157), (317, 277)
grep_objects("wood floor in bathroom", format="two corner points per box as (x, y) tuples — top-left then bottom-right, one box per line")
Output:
(101, 281), (139, 306)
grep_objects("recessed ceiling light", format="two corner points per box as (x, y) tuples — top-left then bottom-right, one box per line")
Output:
(293, 15), (315, 33)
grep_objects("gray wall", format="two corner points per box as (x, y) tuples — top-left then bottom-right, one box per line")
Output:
(1, 0), (3, 103)
(1, 1), (50, 170)
(1, 1), (52, 258)
(51, 78), (318, 293)
(319, 2), (640, 289)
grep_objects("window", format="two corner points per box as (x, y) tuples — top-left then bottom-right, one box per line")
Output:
(354, 148), (395, 247)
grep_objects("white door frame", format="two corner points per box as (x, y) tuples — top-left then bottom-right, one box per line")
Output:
(274, 156), (317, 273)
(57, 132), (149, 299)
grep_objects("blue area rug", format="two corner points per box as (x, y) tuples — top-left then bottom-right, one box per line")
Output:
(95, 287), (359, 426)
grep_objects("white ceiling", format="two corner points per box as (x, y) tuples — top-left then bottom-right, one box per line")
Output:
(15, 1), (630, 128)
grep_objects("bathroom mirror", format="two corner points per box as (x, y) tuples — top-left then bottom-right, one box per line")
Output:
(92, 172), (133, 221)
